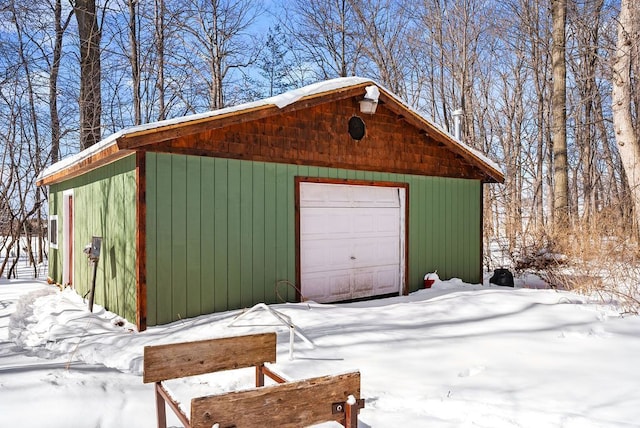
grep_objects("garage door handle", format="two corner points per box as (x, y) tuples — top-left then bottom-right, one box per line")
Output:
(350, 256), (356, 260)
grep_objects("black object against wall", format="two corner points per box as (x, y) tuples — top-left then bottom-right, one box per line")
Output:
(490, 268), (514, 287)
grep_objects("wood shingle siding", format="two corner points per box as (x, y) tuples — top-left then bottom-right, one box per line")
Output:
(146, 100), (486, 181)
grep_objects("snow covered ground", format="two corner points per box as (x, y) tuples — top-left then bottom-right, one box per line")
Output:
(1, 275), (640, 427)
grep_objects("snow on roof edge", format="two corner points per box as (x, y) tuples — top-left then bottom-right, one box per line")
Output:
(38, 76), (502, 183)
(372, 83), (503, 179)
(37, 77), (374, 183)
(37, 131), (122, 183)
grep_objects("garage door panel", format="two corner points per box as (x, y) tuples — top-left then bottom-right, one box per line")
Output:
(302, 271), (352, 302)
(329, 273), (353, 299)
(352, 266), (398, 298)
(300, 183), (400, 208)
(353, 213), (375, 233)
(303, 208), (399, 237)
(352, 186), (400, 207)
(374, 268), (400, 294)
(352, 240), (377, 266)
(301, 276), (328, 301)
(376, 212), (401, 233)
(375, 237), (401, 261)
(353, 208), (398, 232)
(353, 270), (374, 295)
(301, 241), (352, 271)
(353, 237), (398, 265)
(300, 183), (404, 303)
(301, 211), (350, 235)
(301, 245), (340, 270)
(305, 238), (397, 270)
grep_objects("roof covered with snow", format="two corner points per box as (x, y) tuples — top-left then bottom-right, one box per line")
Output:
(37, 77), (503, 185)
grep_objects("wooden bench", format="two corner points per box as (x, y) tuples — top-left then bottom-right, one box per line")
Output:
(143, 332), (364, 428)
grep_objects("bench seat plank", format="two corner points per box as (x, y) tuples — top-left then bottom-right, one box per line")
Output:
(190, 371), (361, 428)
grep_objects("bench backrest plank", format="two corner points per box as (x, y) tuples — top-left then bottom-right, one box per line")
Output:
(190, 371), (361, 428)
(143, 333), (277, 383)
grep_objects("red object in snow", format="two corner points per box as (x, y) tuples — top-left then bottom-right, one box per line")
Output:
(424, 272), (438, 288)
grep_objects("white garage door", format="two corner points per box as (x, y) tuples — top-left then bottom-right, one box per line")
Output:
(300, 182), (405, 303)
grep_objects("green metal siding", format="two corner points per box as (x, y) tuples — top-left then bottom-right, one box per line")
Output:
(145, 152), (482, 326)
(404, 176), (481, 287)
(47, 155), (137, 321)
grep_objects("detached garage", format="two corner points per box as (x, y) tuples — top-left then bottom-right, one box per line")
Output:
(38, 77), (503, 331)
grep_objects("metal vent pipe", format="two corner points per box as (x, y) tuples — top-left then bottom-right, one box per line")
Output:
(452, 109), (463, 140)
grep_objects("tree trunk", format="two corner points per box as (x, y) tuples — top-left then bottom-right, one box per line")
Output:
(612, 0), (640, 234)
(49, 0), (72, 164)
(74, 0), (102, 150)
(339, 0), (347, 77)
(128, 0), (141, 125)
(9, 1), (47, 267)
(155, 0), (166, 120)
(551, 0), (569, 237)
(594, 86), (622, 214)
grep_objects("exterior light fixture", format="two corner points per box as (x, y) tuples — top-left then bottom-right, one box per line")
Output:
(359, 98), (377, 114)
(359, 85), (380, 114)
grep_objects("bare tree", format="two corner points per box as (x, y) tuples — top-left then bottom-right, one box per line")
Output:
(412, 0), (454, 129)
(551, 0), (569, 235)
(178, 0), (261, 110)
(5, 1), (51, 267)
(48, 0), (74, 164)
(279, 0), (363, 80)
(612, 0), (640, 233)
(127, 0), (141, 125)
(147, 0), (190, 120)
(154, 0), (167, 120)
(566, 0), (623, 231)
(0, 9), (46, 277)
(515, 0), (552, 235)
(73, 0), (102, 149)
(349, 0), (412, 97)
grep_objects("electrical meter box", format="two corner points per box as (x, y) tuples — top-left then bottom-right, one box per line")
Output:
(88, 236), (102, 261)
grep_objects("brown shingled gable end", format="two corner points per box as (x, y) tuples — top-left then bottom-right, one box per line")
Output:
(39, 82), (503, 186)
(143, 98), (490, 181)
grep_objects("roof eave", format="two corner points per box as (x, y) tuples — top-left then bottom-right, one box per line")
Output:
(376, 90), (504, 184)
(117, 83), (373, 150)
(37, 142), (133, 186)
(37, 78), (504, 186)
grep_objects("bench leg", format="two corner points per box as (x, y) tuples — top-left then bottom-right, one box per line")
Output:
(344, 398), (365, 428)
(155, 382), (167, 428)
(256, 364), (265, 387)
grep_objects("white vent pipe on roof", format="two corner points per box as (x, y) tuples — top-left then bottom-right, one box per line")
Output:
(452, 108), (463, 140)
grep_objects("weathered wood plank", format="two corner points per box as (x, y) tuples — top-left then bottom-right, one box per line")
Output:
(190, 371), (361, 428)
(143, 333), (277, 383)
